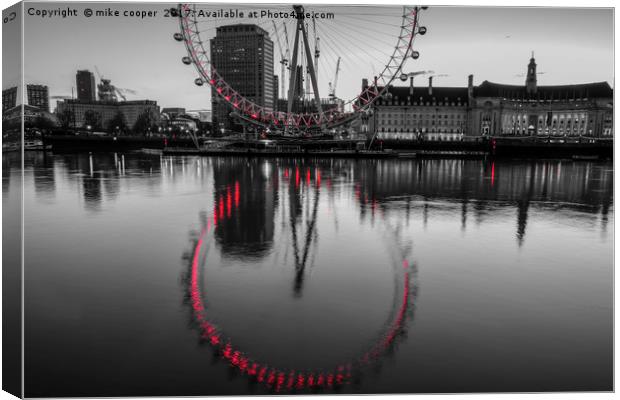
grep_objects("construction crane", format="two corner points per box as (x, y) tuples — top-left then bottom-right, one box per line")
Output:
(94, 65), (103, 81)
(428, 73), (449, 84)
(94, 65), (137, 102)
(328, 57), (341, 98)
(399, 70), (434, 95)
(114, 87), (138, 102)
(514, 71), (545, 78)
(272, 21), (289, 99)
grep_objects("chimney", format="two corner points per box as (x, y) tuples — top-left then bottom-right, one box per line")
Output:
(428, 76), (433, 95)
(467, 74), (474, 100)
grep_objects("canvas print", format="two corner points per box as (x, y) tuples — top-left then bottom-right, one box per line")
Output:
(1, 1), (614, 397)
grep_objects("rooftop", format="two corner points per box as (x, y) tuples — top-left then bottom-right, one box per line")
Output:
(376, 86), (469, 105)
(475, 80), (613, 99)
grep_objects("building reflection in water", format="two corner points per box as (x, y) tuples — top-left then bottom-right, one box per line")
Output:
(29, 152), (56, 202)
(211, 158), (278, 260)
(350, 158), (613, 245)
(211, 158), (330, 297)
(182, 162), (419, 391)
(12, 152), (613, 245)
(10, 151), (613, 393)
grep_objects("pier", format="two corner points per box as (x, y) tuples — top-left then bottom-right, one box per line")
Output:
(42, 133), (613, 160)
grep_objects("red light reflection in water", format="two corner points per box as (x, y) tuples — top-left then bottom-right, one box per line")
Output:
(234, 181), (240, 207)
(226, 187), (232, 218)
(491, 162), (496, 187)
(189, 170), (414, 392)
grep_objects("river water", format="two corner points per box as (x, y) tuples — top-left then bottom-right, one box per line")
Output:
(4, 151), (612, 396)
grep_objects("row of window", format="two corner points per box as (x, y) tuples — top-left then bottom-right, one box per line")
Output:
(379, 128), (464, 133)
(500, 128), (599, 136)
(380, 120), (464, 126)
(378, 100), (466, 107)
(377, 132), (464, 140)
(379, 113), (465, 119)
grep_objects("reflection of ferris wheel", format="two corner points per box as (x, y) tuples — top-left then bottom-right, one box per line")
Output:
(183, 168), (418, 392)
(173, 4), (428, 133)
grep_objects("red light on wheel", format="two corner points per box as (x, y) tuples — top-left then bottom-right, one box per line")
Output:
(188, 199), (414, 392)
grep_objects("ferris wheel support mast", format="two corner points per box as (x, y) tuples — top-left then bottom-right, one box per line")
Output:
(285, 14), (301, 134)
(177, 4), (427, 132)
(286, 5), (324, 132)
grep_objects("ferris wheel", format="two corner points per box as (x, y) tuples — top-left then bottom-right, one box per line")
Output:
(173, 4), (428, 133)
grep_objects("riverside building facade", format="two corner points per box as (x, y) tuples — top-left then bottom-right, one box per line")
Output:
(55, 99), (160, 130)
(371, 55), (613, 140)
(26, 84), (50, 113)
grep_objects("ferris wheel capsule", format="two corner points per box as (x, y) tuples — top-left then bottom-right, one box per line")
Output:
(178, 3), (423, 131)
(182, 56), (192, 65)
(421, 6), (429, 10)
(399, 74), (408, 81)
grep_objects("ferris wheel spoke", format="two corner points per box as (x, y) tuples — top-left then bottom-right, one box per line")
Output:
(319, 21), (396, 60)
(176, 4), (426, 130)
(326, 17), (405, 41)
(315, 22), (375, 75)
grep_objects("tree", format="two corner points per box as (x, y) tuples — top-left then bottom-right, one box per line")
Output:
(132, 110), (156, 135)
(107, 111), (127, 134)
(31, 115), (55, 130)
(56, 109), (75, 129)
(83, 110), (102, 130)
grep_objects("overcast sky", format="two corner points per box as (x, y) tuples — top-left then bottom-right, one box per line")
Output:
(15, 2), (614, 111)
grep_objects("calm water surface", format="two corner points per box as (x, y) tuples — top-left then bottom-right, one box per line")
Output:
(5, 152), (612, 396)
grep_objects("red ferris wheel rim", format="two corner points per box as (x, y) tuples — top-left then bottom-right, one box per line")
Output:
(176, 4), (424, 129)
(186, 171), (415, 391)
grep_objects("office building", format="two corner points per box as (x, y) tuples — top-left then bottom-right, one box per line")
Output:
(371, 55), (613, 140)
(27, 84), (49, 112)
(3, 86), (17, 112)
(56, 99), (160, 130)
(210, 24), (275, 132)
(76, 70), (97, 102)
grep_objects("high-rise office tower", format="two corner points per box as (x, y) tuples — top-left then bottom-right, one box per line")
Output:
(76, 70), (97, 102)
(210, 24), (274, 132)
